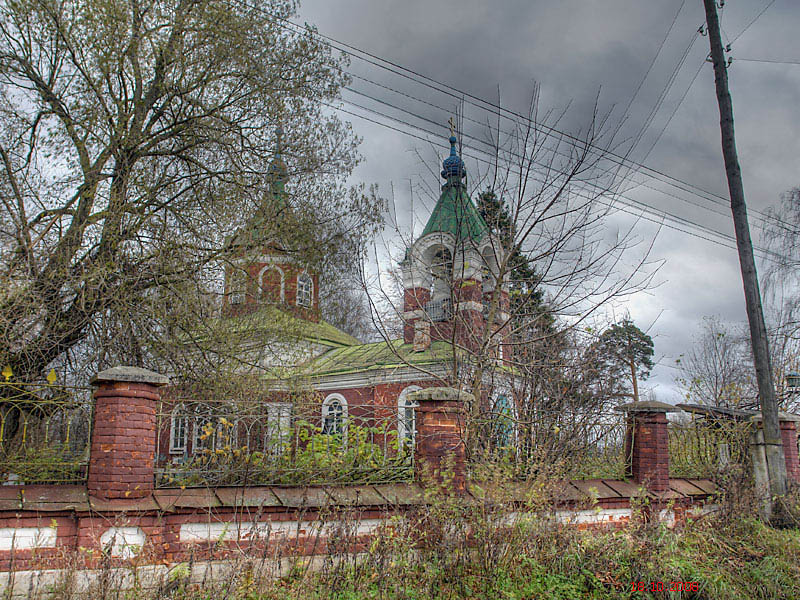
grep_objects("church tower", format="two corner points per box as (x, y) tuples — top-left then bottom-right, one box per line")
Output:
(223, 128), (319, 322)
(401, 132), (510, 357)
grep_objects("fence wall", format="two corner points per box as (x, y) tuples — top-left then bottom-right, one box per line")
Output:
(2, 366), (797, 578)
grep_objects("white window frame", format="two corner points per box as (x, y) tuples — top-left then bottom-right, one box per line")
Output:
(398, 386), (421, 446)
(169, 404), (189, 455)
(296, 272), (313, 308)
(264, 402), (292, 454)
(322, 394), (348, 436)
(193, 407), (238, 453)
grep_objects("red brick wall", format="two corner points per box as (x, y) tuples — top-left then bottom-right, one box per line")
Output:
(222, 249), (320, 322)
(780, 421), (800, 484)
(88, 382), (158, 499)
(414, 396), (466, 492)
(628, 412), (670, 493)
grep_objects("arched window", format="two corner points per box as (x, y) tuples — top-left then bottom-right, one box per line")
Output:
(322, 394), (347, 436)
(260, 265), (284, 303)
(228, 268), (248, 305)
(431, 248), (453, 281)
(398, 386), (421, 447)
(491, 395), (516, 448)
(169, 404), (188, 455)
(193, 405), (237, 453)
(296, 272), (313, 308)
(430, 246), (454, 302)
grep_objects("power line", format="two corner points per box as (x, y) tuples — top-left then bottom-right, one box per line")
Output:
(226, 0), (782, 223)
(734, 57), (800, 66)
(230, 0), (798, 239)
(639, 59), (706, 163)
(628, 30), (699, 160)
(223, 0), (793, 258)
(731, 0), (777, 44)
(339, 78), (787, 256)
(330, 94), (783, 263)
(619, 0), (687, 126)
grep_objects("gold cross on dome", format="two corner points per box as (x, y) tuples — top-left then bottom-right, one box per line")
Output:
(448, 117), (456, 137)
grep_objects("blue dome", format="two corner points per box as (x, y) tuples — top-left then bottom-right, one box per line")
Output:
(441, 135), (466, 180)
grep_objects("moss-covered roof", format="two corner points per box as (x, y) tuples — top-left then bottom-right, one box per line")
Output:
(420, 183), (488, 243)
(206, 305), (360, 349)
(299, 339), (455, 377)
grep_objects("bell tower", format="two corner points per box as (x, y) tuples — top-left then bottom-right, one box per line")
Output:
(401, 132), (510, 356)
(223, 127), (320, 321)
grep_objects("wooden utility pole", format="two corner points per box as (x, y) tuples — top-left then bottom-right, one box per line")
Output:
(702, 0), (788, 501)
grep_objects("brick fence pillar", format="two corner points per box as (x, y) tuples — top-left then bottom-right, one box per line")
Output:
(617, 401), (679, 494)
(780, 418), (800, 484)
(409, 387), (470, 493)
(88, 366), (169, 499)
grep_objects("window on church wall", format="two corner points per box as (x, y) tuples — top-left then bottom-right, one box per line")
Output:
(229, 268), (248, 305)
(322, 394), (348, 436)
(296, 272), (313, 308)
(261, 266), (283, 304)
(169, 404), (189, 455)
(263, 402), (292, 455)
(398, 386), (421, 448)
(430, 247), (453, 298)
(193, 406), (238, 453)
(491, 395), (516, 449)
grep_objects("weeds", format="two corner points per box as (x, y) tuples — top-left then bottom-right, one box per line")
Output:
(3, 478), (800, 599)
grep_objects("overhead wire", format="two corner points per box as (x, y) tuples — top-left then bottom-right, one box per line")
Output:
(224, 0), (791, 262)
(731, 0), (777, 44)
(329, 93), (782, 263)
(342, 73), (784, 241)
(734, 57), (800, 66)
(618, 0), (687, 127)
(228, 0), (795, 236)
(335, 79), (786, 262)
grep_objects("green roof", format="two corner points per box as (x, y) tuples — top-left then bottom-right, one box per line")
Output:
(203, 305), (360, 349)
(299, 339), (456, 377)
(420, 183), (489, 243)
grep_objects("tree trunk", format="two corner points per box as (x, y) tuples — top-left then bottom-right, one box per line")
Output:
(629, 356), (639, 402)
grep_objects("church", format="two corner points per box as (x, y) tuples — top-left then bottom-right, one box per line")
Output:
(158, 131), (518, 465)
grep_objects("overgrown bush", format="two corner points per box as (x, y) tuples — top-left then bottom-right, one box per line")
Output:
(158, 422), (412, 487)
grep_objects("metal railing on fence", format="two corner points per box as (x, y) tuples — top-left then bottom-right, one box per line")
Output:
(467, 408), (629, 481)
(668, 417), (751, 478)
(0, 381), (93, 485)
(154, 399), (415, 488)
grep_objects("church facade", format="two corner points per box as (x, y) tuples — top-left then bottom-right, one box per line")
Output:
(159, 133), (518, 465)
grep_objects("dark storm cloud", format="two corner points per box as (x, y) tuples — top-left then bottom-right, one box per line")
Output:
(298, 0), (800, 398)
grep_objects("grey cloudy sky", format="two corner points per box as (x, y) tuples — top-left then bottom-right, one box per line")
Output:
(296, 0), (800, 400)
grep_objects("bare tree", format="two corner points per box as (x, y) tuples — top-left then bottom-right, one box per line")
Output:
(362, 87), (658, 460)
(676, 317), (756, 409)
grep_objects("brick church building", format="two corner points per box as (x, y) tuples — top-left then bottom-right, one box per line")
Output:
(160, 132), (517, 463)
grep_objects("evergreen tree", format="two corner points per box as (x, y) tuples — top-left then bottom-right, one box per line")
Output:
(589, 319), (655, 402)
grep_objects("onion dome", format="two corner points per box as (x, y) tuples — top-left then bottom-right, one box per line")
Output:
(441, 135), (466, 181)
(419, 134), (488, 243)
